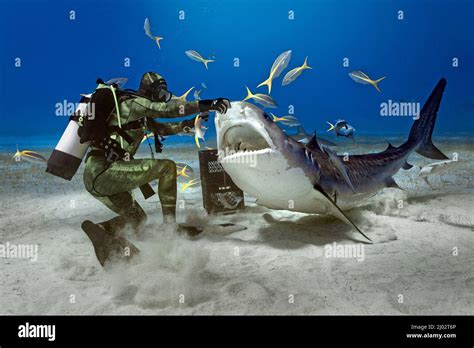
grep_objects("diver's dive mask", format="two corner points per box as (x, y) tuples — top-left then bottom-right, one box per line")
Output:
(149, 79), (172, 102)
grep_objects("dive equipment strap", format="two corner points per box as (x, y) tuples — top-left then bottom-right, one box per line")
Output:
(109, 126), (134, 144)
(154, 133), (164, 153)
(109, 85), (124, 149)
(105, 119), (146, 146)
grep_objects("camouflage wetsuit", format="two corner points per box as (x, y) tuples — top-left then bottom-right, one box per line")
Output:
(83, 96), (199, 237)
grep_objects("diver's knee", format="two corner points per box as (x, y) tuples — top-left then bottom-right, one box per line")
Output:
(164, 159), (176, 172)
(148, 159), (176, 179)
(155, 159), (176, 176)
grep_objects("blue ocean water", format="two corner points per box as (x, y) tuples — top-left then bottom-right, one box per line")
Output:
(0, 0), (473, 151)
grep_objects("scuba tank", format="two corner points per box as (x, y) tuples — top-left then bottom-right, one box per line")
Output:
(47, 79), (156, 199)
(46, 94), (92, 180)
(47, 79), (122, 180)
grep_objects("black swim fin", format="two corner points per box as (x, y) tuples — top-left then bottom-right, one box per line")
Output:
(81, 220), (140, 267)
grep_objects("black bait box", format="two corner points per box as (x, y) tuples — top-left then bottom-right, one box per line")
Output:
(198, 149), (245, 214)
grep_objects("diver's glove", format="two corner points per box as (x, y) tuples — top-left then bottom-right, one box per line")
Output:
(199, 98), (231, 114)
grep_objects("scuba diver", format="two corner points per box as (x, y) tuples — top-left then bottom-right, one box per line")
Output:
(80, 72), (230, 267)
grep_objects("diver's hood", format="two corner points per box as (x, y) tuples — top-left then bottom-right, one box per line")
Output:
(139, 72), (165, 90)
(139, 71), (172, 102)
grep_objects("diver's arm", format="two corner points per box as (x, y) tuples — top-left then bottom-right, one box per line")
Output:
(131, 97), (200, 118)
(146, 118), (196, 136)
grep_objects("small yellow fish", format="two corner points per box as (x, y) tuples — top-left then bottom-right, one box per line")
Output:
(12, 148), (47, 164)
(194, 114), (208, 148)
(257, 50), (292, 94)
(243, 87), (277, 108)
(172, 87), (195, 102)
(185, 50), (215, 69)
(180, 178), (200, 192)
(176, 163), (194, 178)
(349, 70), (386, 92)
(154, 36), (163, 49)
(270, 114), (300, 127)
(144, 18), (164, 50)
(282, 57), (312, 86)
(177, 165), (190, 178)
(271, 113), (288, 122)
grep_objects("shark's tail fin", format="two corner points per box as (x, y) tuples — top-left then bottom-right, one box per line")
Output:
(257, 76), (273, 94)
(406, 78), (448, 160)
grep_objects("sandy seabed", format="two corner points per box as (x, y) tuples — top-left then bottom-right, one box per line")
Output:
(1, 138), (474, 315)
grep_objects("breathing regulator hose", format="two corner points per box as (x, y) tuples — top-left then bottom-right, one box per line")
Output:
(109, 85), (124, 149)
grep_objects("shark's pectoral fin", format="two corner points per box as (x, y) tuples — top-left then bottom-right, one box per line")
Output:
(338, 167), (357, 194)
(313, 185), (372, 242)
(321, 146), (358, 194)
(385, 177), (402, 189)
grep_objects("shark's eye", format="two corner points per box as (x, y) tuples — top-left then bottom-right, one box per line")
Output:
(262, 112), (271, 121)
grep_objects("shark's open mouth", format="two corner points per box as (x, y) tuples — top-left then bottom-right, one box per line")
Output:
(221, 124), (271, 153)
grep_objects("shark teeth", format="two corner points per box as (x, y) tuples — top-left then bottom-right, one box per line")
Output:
(220, 148), (274, 162)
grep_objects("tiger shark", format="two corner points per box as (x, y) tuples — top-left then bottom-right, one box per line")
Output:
(214, 79), (448, 241)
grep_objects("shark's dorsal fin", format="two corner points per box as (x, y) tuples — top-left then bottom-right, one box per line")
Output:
(306, 134), (322, 152)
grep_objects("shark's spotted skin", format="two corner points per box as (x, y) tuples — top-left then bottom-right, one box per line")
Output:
(330, 146), (408, 186)
(215, 79), (447, 238)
